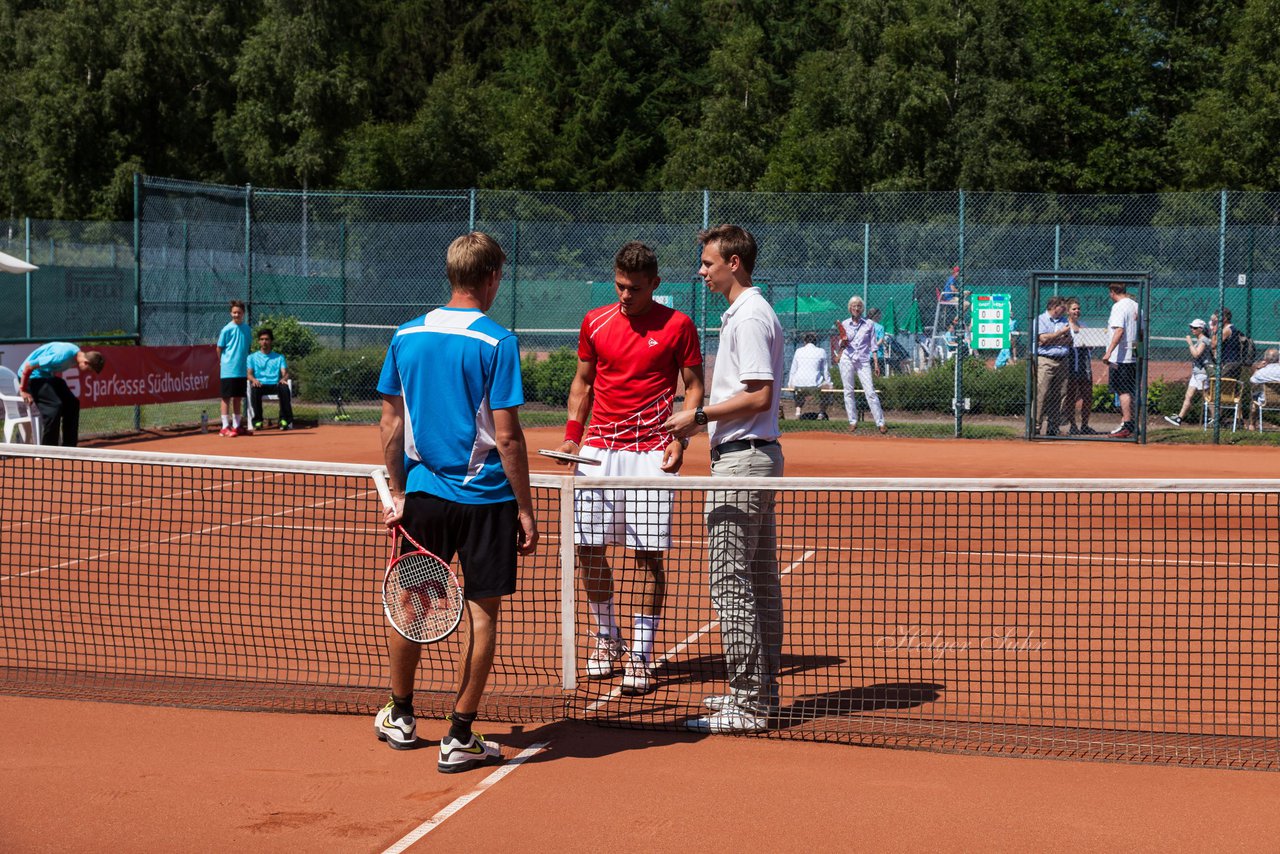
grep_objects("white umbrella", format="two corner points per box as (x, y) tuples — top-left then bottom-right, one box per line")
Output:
(0, 249), (37, 274)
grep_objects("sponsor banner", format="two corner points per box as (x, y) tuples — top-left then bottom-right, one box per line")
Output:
(73, 345), (219, 408)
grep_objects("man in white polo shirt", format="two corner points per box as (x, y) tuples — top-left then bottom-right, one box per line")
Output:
(665, 223), (785, 734)
(1101, 281), (1140, 438)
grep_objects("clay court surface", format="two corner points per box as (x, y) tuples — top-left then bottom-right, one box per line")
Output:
(3, 427), (1280, 852)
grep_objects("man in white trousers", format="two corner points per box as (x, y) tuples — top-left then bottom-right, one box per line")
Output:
(834, 296), (887, 433)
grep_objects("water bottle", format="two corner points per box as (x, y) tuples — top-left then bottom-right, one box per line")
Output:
(200, 410), (209, 433)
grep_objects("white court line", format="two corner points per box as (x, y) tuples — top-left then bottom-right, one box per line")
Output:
(0, 489), (376, 583)
(584, 550), (816, 714)
(380, 741), (549, 854)
(0, 471), (275, 533)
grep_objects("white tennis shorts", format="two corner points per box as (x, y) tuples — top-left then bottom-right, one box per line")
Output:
(1189, 367), (1208, 392)
(573, 446), (674, 551)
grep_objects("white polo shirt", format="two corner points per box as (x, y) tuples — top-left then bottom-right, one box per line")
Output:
(708, 287), (784, 446)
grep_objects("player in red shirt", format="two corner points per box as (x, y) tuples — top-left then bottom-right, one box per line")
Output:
(554, 241), (705, 695)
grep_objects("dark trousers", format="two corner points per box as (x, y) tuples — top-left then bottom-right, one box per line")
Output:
(250, 383), (293, 427)
(30, 377), (80, 446)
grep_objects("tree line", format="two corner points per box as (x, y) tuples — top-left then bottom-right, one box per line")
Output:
(3, 0), (1278, 222)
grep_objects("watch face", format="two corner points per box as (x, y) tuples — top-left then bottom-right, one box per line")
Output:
(694, 408), (707, 425)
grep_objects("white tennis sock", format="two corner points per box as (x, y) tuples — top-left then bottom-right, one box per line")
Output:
(589, 599), (618, 640)
(232, 414), (240, 429)
(221, 414), (229, 429)
(632, 614), (659, 661)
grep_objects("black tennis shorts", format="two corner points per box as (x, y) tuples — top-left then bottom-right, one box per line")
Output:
(400, 492), (518, 600)
(220, 377), (248, 398)
(1108, 362), (1136, 396)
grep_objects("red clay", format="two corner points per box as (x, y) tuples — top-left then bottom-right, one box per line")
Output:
(2, 425), (1277, 851)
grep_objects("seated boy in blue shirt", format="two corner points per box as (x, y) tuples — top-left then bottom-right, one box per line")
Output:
(246, 328), (294, 431)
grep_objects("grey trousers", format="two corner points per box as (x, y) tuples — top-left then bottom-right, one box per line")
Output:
(705, 442), (785, 713)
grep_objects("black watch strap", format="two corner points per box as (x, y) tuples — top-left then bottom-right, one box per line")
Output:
(694, 407), (707, 425)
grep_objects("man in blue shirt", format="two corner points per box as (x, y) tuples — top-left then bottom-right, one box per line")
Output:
(17, 342), (105, 446)
(373, 231), (539, 773)
(246, 328), (293, 431)
(1034, 296), (1071, 436)
(216, 300), (252, 436)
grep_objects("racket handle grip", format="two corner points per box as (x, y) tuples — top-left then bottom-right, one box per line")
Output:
(371, 468), (396, 512)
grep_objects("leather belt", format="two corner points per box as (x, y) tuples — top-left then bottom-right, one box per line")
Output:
(710, 438), (778, 462)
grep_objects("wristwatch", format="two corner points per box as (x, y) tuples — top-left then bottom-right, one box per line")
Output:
(694, 407), (707, 426)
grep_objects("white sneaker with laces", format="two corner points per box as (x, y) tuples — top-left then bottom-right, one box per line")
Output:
(1164, 415), (1182, 426)
(438, 731), (503, 773)
(374, 701), (416, 750)
(620, 652), (654, 695)
(586, 633), (625, 679)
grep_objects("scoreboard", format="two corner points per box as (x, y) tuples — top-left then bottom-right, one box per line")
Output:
(969, 293), (1011, 350)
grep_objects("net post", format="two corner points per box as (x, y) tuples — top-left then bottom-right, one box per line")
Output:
(558, 477), (577, 692)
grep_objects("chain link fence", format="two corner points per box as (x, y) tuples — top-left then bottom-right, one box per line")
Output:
(6, 183), (1280, 441)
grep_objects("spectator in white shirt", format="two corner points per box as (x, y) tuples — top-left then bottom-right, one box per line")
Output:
(1101, 282), (1140, 438)
(787, 333), (831, 419)
(1249, 349), (1280, 422)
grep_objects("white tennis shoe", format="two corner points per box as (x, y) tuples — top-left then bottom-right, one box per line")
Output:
(586, 633), (625, 679)
(438, 732), (503, 774)
(374, 701), (416, 750)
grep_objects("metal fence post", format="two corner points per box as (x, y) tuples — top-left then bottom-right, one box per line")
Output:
(700, 189), (710, 349)
(862, 222), (869, 303)
(468, 188), (476, 233)
(1213, 189), (1226, 445)
(340, 219), (348, 350)
(133, 172), (143, 432)
(954, 189), (965, 437)
(24, 216), (31, 339)
(245, 183), (254, 310)
(510, 220), (520, 331)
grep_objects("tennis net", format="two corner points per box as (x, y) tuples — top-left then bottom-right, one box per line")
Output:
(2, 444), (1277, 769)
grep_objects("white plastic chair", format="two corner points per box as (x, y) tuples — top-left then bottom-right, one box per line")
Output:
(1253, 382), (1280, 431)
(0, 365), (41, 444)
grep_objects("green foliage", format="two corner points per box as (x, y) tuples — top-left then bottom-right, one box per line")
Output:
(255, 315), (320, 362)
(1146, 378), (1179, 416)
(1092, 383), (1115, 414)
(521, 348), (578, 407)
(876, 357), (1027, 414)
(0, 0), (1270, 217)
(294, 347), (384, 402)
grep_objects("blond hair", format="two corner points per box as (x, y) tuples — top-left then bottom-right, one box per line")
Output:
(446, 232), (506, 291)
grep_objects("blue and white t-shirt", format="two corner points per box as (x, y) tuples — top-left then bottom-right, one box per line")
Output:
(20, 342), (81, 379)
(247, 351), (287, 385)
(377, 308), (524, 505)
(217, 321), (252, 378)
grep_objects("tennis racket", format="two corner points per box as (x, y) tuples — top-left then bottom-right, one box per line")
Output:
(372, 471), (464, 644)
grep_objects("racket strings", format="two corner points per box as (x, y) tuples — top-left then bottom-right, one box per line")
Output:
(385, 551), (463, 642)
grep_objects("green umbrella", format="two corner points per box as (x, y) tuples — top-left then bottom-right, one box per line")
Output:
(881, 299), (898, 335)
(900, 298), (923, 334)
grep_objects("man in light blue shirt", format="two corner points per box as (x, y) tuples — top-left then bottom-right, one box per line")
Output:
(246, 328), (293, 431)
(17, 342), (105, 446)
(373, 231), (538, 773)
(1034, 296), (1071, 435)
(216, 299), (252, 436)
